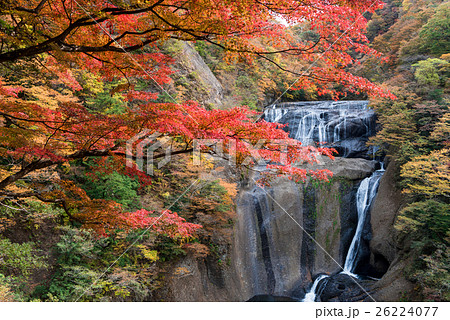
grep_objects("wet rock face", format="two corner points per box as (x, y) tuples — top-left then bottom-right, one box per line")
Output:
(319, 274), (374, 302)
(263, 101), (376, 159)
(233, 158), (377, 301)
(247, 295), (298, 302)
(369, 159), (403, 265)
(339, 181), (360, 270)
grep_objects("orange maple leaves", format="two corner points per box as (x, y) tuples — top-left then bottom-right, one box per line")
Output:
(1, 0), (392, 98)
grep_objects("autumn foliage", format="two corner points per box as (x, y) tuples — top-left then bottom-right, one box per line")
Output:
(362, 0), (449, 301)
(0, 0), (392, 99)
(0, 0), (391, 235)
(0, 77), (335, 234)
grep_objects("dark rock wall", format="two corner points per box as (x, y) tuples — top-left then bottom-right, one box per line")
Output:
(232, 158), (376, 301)
(370, 159), (403, 265)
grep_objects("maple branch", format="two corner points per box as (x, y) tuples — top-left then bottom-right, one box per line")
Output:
(57, 38), (159, 54)
(61, 0), (73, 23)
(0, 0), (323, 70)
(81, 51), (115, 65)
(0, 137), (195, 192)
(105, 27), (172, 46)
(0, 190), (59, 203)
(0, 14), (108, 62)
(0, 112), (96, 138)
(0, 0), (168, 61)
(113, 147), (195, 162)
(0, 147), (118, 191)
(0, 190), (79, 222)
(13, 0), (48, 14)
(85, 126), (123, 150)
(101, 0), (165, 16)
(254, 52), (331, 81)
(253, 0), (313, 15)
(0, 159), (55, 191)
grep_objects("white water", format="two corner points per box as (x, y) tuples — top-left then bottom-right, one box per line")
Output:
(342, 169), (385, 277)
(258, 101), (384, 301)
(302, 275), (329, 302)
(301, 169), (385, 302)
(263, 101), (373, 147)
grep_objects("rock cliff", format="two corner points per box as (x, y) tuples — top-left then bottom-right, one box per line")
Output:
(157, 158), (383, 301)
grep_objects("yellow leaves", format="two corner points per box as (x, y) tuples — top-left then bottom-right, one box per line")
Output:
(217, 177), (237, 197)
(11, 74), (79, 110)
(79, 71), (104, 95)
(185, 242), (209, 258)
(109, 82), (134, 97)
(370, 101), (419, 152)
(0, 282), (14, 302)
(0, 216), (16, 234)
(430, 113), (450, 146)
(217, 178), (237, 210)
(23, 85), (78, 110)
(394, 215), (420, 234)
(402, 0), (412, 12)
(401, 148), (450, 198)
(137, 245), (159, 262)
(0, 166), (30, 194)
(173, 266), (192, 277)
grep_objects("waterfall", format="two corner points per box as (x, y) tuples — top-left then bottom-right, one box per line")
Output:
(342, 168), (385, 277)
(302, 275), (329, 302)
(263, 101), (375, 158)
(242, 100), (385, 302)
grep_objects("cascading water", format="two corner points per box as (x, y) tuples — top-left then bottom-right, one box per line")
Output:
(242, 100), (386, 302)
(298, 168), (385, 302)
(302, 275), (329, 302)
(342, 168), (385, 277)
(263, 101), (376, 158)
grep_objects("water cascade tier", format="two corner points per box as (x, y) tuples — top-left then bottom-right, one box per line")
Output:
(302, 275), (329, 302)
(263, 101), (376, 158)
(342, 169), (385, 277)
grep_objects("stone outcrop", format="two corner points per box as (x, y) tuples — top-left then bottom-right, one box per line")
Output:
(369, 159), (403, 266)
(233, 158), (376, 301)
(167, 41), (225, 109)
(153, 252), (244, 301)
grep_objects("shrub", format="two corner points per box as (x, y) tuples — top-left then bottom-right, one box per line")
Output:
(83, 171), (140, 210)
(0, 238), (47, 278)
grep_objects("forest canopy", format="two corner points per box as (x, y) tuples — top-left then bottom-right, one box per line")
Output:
(1, 0), (447, 303)
(0, 0), (389, 234)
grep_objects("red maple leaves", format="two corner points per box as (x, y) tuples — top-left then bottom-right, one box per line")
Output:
(0, 0), (394, 237)
(1, 0), (392, 99)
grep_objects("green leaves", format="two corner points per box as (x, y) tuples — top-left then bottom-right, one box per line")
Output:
(419, 2), (450, 55)
(0, 238), (47, 278)
(83, 171), (140, 211)
(42, 226), (155, 302)
(413, 58), (449, 87)
(396, 200), (450, 244)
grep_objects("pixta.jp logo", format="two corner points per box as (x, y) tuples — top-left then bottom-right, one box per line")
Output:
(126, 131), (326, 175)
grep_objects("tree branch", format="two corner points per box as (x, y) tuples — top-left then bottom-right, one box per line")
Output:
(13, 0), (48, 14)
